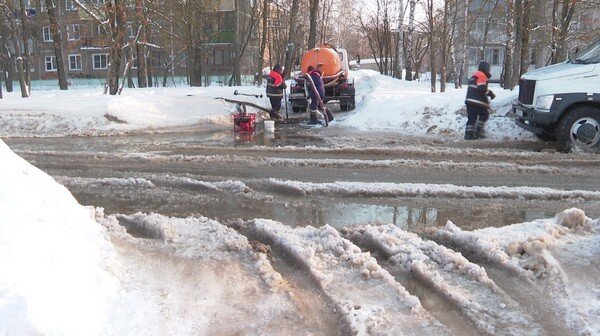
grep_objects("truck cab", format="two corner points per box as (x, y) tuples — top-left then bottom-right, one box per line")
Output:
(513, 38), (600, 153)
(289, 48), (356, 113)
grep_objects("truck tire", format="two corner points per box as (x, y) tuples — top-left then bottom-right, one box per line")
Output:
(535, 127), (556, 142)
(557, 106), (600, 153)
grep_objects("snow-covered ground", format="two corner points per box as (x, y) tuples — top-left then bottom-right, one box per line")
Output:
(0, 70), (531, 140)
(2, 70), (598, 335)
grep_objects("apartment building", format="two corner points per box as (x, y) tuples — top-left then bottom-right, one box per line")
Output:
(10, 0), (258, 85)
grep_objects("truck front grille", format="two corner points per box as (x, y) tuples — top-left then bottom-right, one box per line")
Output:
(518, 79), (536, 105)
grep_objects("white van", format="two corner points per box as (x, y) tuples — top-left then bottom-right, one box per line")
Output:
(513, 38), (600, 152)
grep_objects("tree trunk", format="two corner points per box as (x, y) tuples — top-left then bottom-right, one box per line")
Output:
(189, 46), (202, 86)
(308, 0), (319, 49)
(16, 57), (28, 97)
(257, 0), (269, 84)
(18, 0), (31, 96)
(283, 0), (300, 79)
(394, 0), (405, 79)
(519, 0), (531, 76)
(405, 0), (416, 80)
(552, 0), (577, 63)
(440, 0), (449, 92)
(427, 0), (436, 92)
(512, 0), (523, 85)
(135, 0), (148, 88)
(503, 0), (515, 89)
(45, 0), (69, 90)
(458, 0), (469, 87)
(107, 0), (126, 95)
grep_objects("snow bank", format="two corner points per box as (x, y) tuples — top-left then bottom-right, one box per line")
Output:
(243, 219), (450, 335)
(426, 208), (600, 335)
(333, 70), (532, 140)
(0, 86), (266, 137)
(1, 70), (533, 141)
(0, 140), (117, 336)
(344, 224), (542, 335)
(264, 178), (600, 201)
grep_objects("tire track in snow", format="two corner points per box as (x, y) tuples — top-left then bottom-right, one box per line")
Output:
(343, 224), (542, 336)
(97, 211), (338, 335)
(425, 209), (600, 336)
(241, 219), (451, 335)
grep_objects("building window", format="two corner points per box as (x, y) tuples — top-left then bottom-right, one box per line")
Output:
(65, 0), (76, 11)
(45, 56), (57, 71)
(69, 54), (82, 70)
(67, 24), (81, 41)
(484, 48), (503, 65)
(43, 26), (52, 42)
(96, 25), (107, 36)
(93, 54), (109, 69)
(468, 48), (478, 65)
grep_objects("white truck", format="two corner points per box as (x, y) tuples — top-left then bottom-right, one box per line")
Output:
(513, 38), (600, 153)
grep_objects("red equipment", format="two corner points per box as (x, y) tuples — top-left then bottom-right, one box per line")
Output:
(233, 112), (256, 132)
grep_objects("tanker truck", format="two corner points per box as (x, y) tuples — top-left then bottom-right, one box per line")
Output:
(289, 44), (356, 112)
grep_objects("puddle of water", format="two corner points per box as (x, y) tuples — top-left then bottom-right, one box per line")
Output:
(5, 124), (325, 154)
(69, 181), (570, 233)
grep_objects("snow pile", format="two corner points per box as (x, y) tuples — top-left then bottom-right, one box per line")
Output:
(0, 140), (117, 336)
(0, 86), (265, 137)
(103, 212), (285, 289)
(243, 219), (450, 335)
(334, 70), (531, 140)
(344, 224), (542, 335)
(264, 178), (600, 201)
(426, 208), (600, 335)
(95, 212), (313, 335)
(1, 70), (534, 141)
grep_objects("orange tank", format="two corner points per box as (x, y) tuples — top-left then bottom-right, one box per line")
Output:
(300, 45), (342, 77)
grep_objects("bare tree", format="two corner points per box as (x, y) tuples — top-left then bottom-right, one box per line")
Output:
(308, 0), (319, 49)
(393, 0), (405, 79)
(44, 0), (69, 90)
(135, 0), (149, 88)
(425, 0), (436, 92)
(502, 0), (515, 89)
(550, 0), (578, 63)
(405, 0), (416, 80)
(283, 0), (300, 79)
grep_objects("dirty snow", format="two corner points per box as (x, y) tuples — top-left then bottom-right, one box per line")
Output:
(242, 219), (449, 335)
(264, 178), (600, 201)
(0, 70), (531, 141)
(343, 224), (542, 335)
(426, 208), (600, 335)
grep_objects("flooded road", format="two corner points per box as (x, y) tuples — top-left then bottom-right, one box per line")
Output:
(5, 125), (600, 230)
(5, 124), (600, 335)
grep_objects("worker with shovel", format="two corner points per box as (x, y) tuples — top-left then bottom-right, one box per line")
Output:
(265, 64), (287, 120)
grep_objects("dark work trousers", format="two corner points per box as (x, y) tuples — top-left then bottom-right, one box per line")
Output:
(269, 97), (282, 112)
(466, 103), (489, 126)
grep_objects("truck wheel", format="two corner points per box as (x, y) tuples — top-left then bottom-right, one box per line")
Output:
(557, 106), (600, 153)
